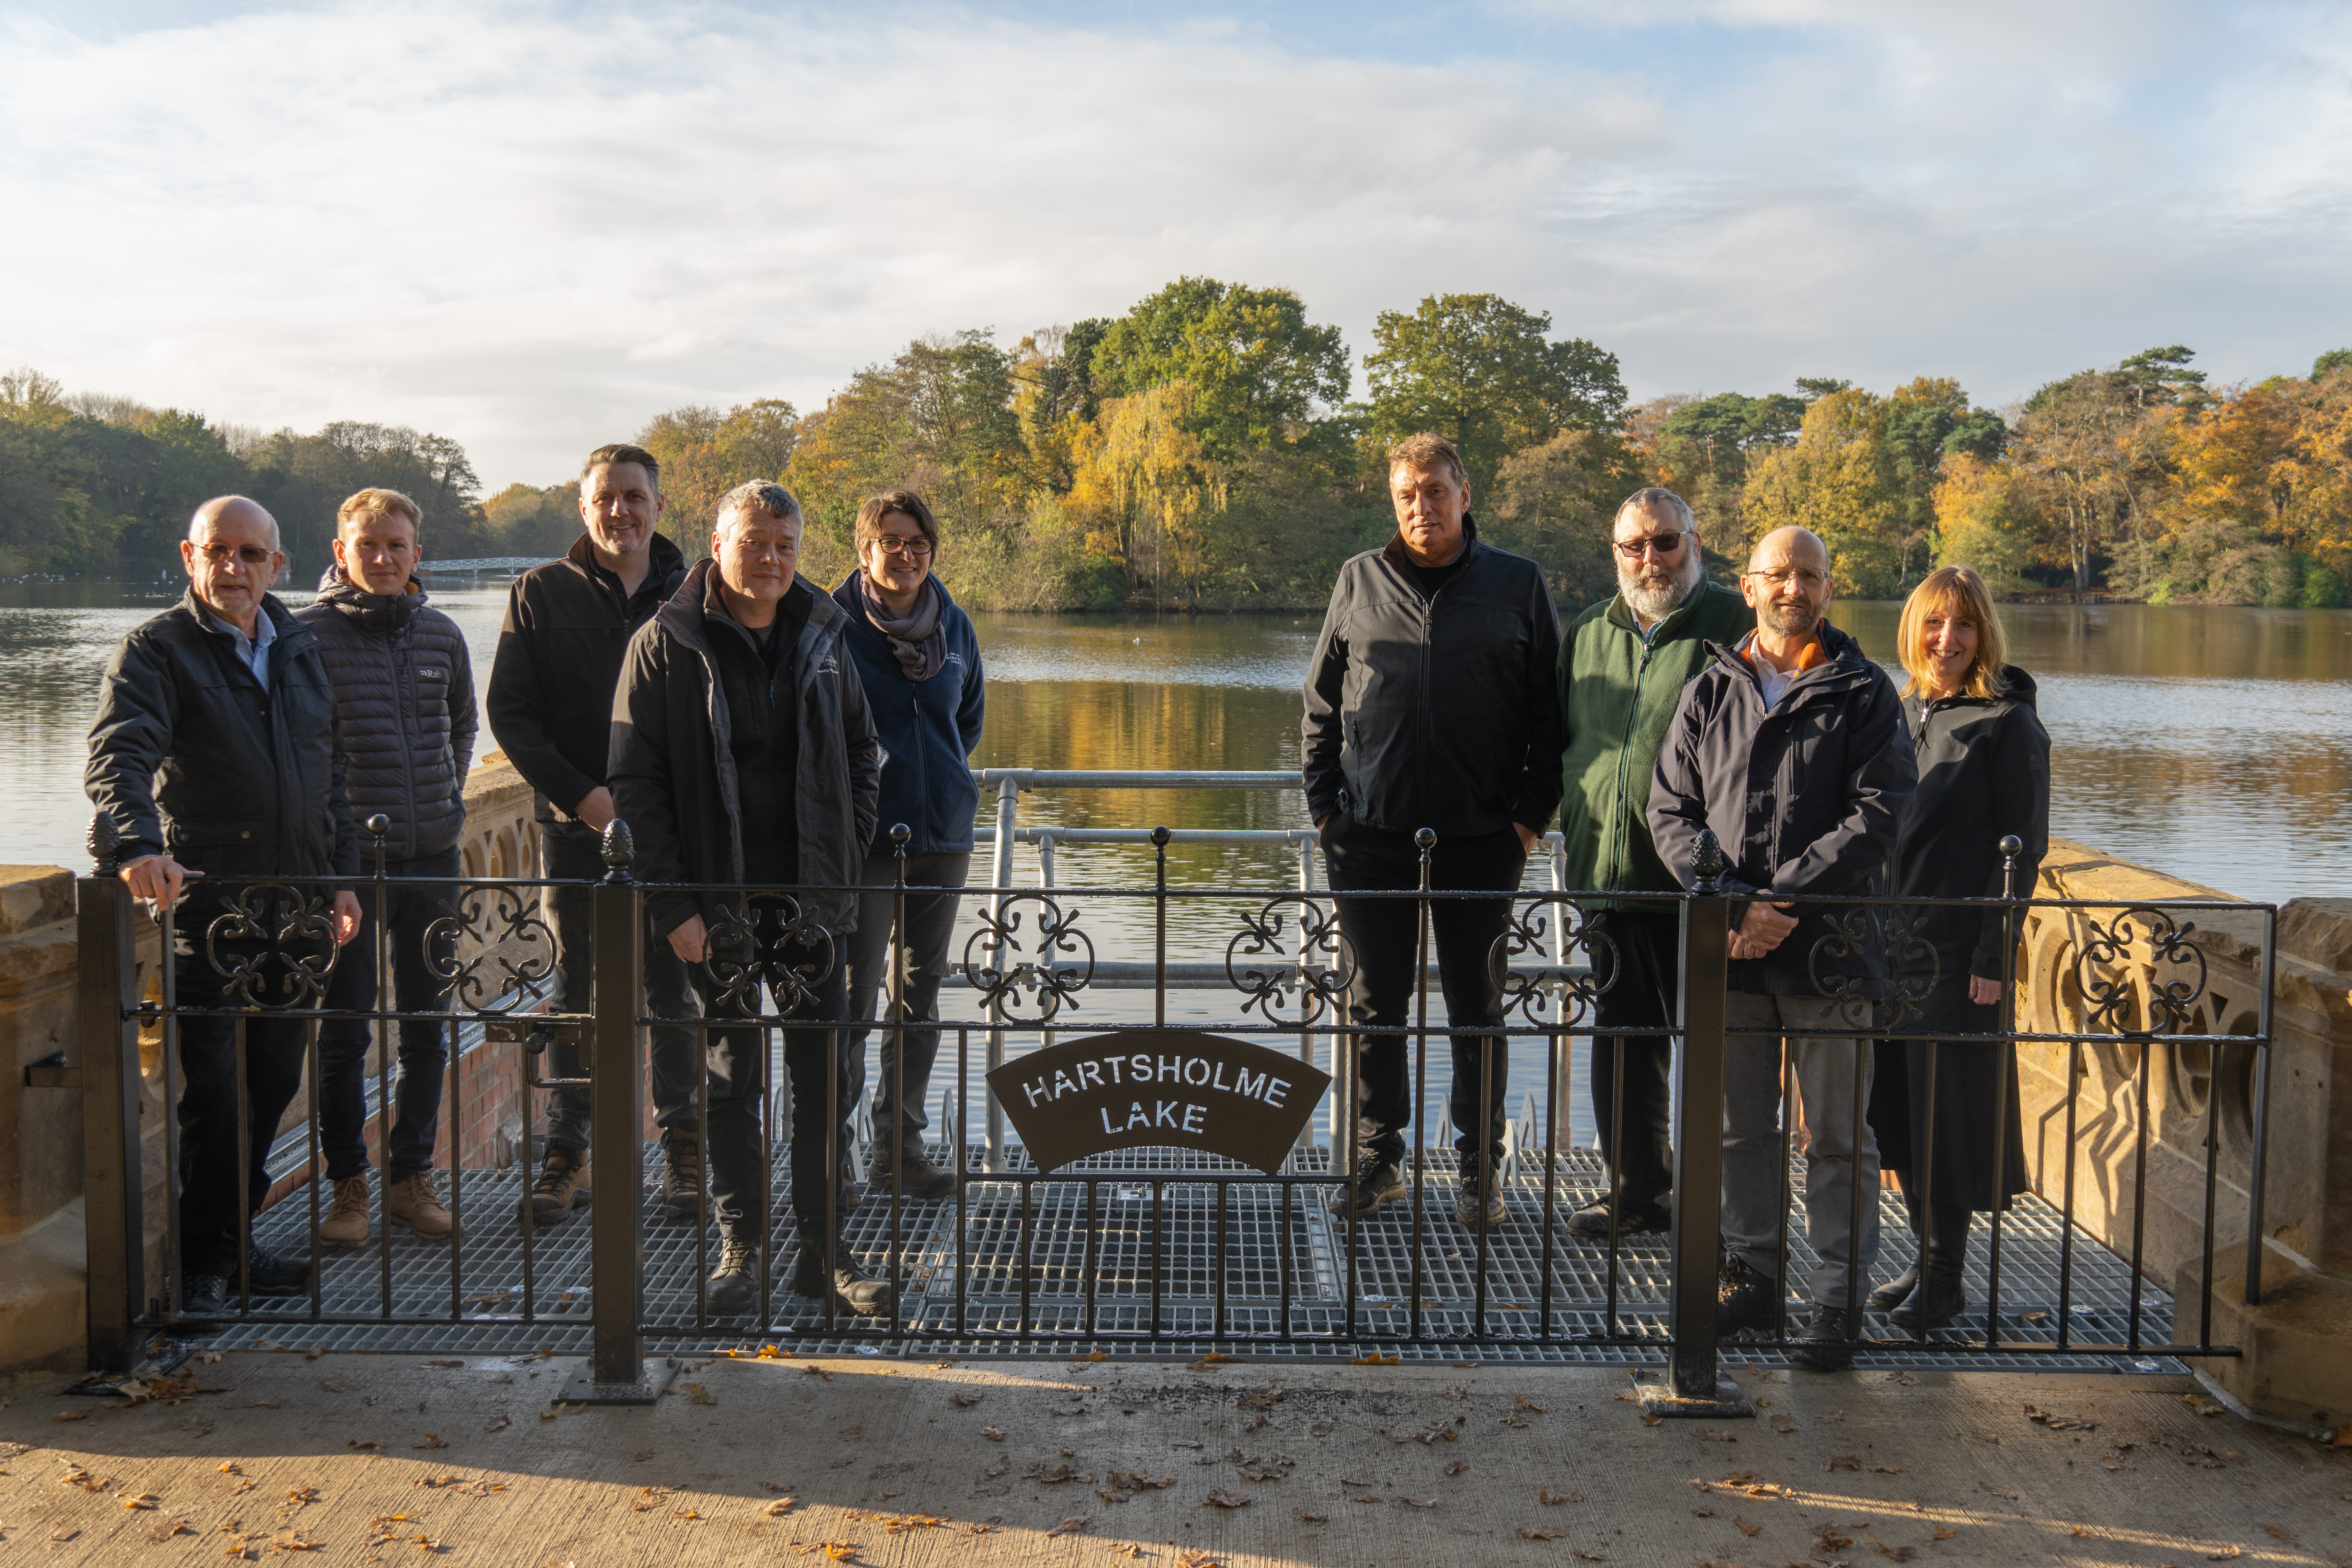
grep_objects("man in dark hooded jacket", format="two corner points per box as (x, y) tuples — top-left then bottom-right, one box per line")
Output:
(296, 487), (476, 1248)
(1648, 525), (1916, 1371)
(609, 481), (886, 1318)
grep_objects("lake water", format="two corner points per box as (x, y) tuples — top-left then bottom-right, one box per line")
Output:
(5, 583), (2349, 908)
(8, 580), (2347, 1151)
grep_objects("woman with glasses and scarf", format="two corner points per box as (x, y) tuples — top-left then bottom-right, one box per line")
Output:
(1867, 564), (2049, 1334)
(833, 489), (986, 1202)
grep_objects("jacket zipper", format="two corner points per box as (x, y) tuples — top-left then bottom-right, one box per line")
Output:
(390, 624), (416, 862)
(1609, 639), (1655, 886)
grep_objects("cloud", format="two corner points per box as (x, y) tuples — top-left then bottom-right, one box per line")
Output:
(0, 1), (2346, 486)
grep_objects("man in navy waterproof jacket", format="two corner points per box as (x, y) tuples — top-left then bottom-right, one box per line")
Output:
(296, 487), (476, 1248)
(1648, 525), (1917, 1370)
(86, 496), (361, 1311)
(1302, 432), (1563, 1233)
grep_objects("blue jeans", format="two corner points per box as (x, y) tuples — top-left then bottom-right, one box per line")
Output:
(318, 849), (460, 1183)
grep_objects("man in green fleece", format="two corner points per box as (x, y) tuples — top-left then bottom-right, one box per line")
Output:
(1556, 486), (1753, 1237)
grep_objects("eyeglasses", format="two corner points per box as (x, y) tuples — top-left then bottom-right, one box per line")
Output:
(197, 544), (276, 568)
(873, 537), (934, 559)
(1612, 532), (1688, 559)
(1746, 567), (1828, 590)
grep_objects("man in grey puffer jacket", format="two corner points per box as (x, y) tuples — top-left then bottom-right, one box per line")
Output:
(295, 488), (477, 1246)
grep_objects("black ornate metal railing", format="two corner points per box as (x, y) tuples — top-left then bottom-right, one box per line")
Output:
(67, 803), (2277, 1417)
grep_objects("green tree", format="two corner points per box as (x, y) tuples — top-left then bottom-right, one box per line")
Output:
(1090, 278), (1348, 461)
(1486, 428), (1647, 609)
(1361, 293), (1627, 496)
(2314, 348), (2352, 381)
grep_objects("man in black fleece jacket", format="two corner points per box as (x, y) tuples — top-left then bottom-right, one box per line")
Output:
(486, 443), (697, 1225)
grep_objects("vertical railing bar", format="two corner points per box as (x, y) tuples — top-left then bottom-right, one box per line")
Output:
(1084, 1178), (1098, 1340)
(1541, 1018), (1559, 1342)
(160, 893), (183, 1327)
(955, 1026), (968, 1336)
(1019, 1176), (1033, 1338)
(1278, 1174), (1294, 1341)
(1773, 1038), (1793, 1343)
(234, 1013), (251, 1316)
(696, 995), (713, 1330)
(1981, 842), (2022, 1353)
(983, 780), (1018, 1167)
(1409, 833), (1433, 1346)
(586, 830), (646, 1390)
(2243, 906), (2276, 1308)
(304, 1018), (322, 1323)
(2127, 1036), (2152, 1355)
(822, 895), (840, 1337)
(80, 856), (145, 1365)
(1915, 1041), (1939, 1344)
(517, 1023), (535, 1323)
(371, 842), (393, 1321)
(1604, 1032), (1626, 1340)
(1151, 1178), (1163, 1341)
(2198, 1058), (2220, 1350)
(1845, 1033), (1866, 1333)
(1474, 1023), (1492, 1342)
(1664, 838), (1731, 1403)
(446, 1011), (465, 1327)
(757, 1013), (773, 1336)
(1214, 1180), (1227, 1341)
(2056, 1039), (2081, 1352)
(889, 835), (911, 1341)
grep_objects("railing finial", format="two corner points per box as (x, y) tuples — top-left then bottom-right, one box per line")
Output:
(1692, 828), (1725, 895)
(601, 818), (635, 884)
(87, 812), (121, 875)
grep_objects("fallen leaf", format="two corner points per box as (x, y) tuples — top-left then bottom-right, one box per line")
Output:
(1825, 1454), (1860, 1472)
(1204, 1489), (1249, 1508)
(1869, 1464), (1903, 1475)
(1444, 1459), (1470, 1476)
(949, 1390), (984, 1407)
(2206, 1548), (2241, 1562)
(1518, 1524), (1567, 1540)
(1815, 1524), (1854, 1552)
(1932, 1526), (1956, 1541)
(980, 1425), (1004, 1441)
(1352, 1494), (1381, 1503)
(1045, 1515), (1093, 1537)
(52, 1410), (86, 1422)
(1978, 1481), (2018, 1500)
(116, 1491), (160, 1510)
(1399, 1497), (1436, 1509)
(1735, 1517), (1761, 1537)
(1571, 1552), (1604, 1562)
(1187, 1353), (1240, 1370)
(1349, 1353), (1400, 1365)
(2023, 1403), (2097, 1433)
(765, 1498), (797, 1516)
(1768, 1414), (1797, 1434)
(1310, 1421), (1334, 1436)
(1299, 1510), (1328, 1523)
(483, 1414), (510, 1434)
(686, 1385), (716, 1406)
(412, 1434), (448, 1451)
(1539, 1489), (1577, 1504)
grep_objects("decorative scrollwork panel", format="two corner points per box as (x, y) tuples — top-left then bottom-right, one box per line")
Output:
(202, 882), (341, 1009)
(1486, 897), (1615, 1027)
(1225, 895), (1354, 1025)
(961, 893), (1093, 1024)
(423, 884), (557, 1014)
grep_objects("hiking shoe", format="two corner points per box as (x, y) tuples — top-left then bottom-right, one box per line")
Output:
(1327, 1152), (1406, 1219)
(184, 1274), (229, 1313)
(387, 1171), (458, 1239)
(708, 1238), (759, 1317)
(526, 1148), (591, 1224)
(869, 1148), (957, 1202)
(241, 1245), (312, 1298)
(1565, 1194), (1671, 1239)
(1455, 1155), (1506, 1230)
(1889, 1273), (1967, 1334)
(320, 1174), (371, 1247)
(791, 1239), (895, 1317)
(659, 1132), (704, 1223)
(1789, 1304), (1859, 1371)
(1716, 1252), (1779, 1337)
(1868, 1262), (1920, 1313)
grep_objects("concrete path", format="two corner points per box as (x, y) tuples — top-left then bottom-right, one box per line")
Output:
(2, 1353), (2347, 1566)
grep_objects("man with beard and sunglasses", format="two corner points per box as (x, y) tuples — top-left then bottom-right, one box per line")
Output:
(1554, 488), (1752, 1241)
(1647, 525), (1916, 1370)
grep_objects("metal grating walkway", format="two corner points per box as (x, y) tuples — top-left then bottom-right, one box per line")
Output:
(196, 1143), (2190, 1372)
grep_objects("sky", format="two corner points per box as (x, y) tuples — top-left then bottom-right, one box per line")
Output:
(2, 0), (2348, 490)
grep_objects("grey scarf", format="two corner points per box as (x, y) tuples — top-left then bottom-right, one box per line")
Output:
(860, 573), (945, 681)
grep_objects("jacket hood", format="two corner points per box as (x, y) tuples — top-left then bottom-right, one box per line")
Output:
(659, 557), (844, 655)
(312, 563), (426, 632)
(1703, 619), (1875, 697)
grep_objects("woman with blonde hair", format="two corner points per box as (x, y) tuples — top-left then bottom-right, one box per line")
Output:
(1866, 564), (2050, 1333)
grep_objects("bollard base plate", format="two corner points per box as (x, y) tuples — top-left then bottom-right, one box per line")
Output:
(558, 1356), (679, 1407)
(1631, 1367), (1753, 1419)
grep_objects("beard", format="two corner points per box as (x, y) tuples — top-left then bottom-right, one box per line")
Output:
(1757, 597), (1818, 637)
(1617, 547), (1705, 621)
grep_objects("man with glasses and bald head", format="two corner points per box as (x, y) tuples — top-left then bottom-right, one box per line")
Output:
(1647, 525), (1916, 1371)
(87, 496), (364, 1311)
(1555, 487), (1752, 1243)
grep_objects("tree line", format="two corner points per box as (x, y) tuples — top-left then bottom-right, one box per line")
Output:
(5, 295), (2347, 608)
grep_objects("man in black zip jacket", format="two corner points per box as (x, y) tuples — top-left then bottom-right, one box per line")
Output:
(1302, 433), (1563, 1231)
(86, 495), (362, 1311)
(609, 481), (887, 1317)
(486, 443), (697, 1224)
(296, 487), (476, 1248)
(1648, 525), (1917, 1371)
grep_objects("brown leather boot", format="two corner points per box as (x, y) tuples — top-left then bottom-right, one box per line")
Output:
(525, 1148), (591, 1225)
(387, 1171), (459, 1239)
(320, 1175), (370, 1247)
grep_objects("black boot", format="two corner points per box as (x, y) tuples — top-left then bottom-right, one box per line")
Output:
(791, 1232), (895, 1316)
(1870, 1181), (1932, 1312)
(1893, 1203), (1971, 1333)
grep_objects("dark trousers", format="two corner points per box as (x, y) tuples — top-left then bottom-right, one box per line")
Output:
(541, 827), (701, 1153)
(172, 900), (322, 1279)
(844, 850), (971, 1154)
(317, 849), (459, 1183)
(1586, 907), (1679, 1212)
(695, 898), (855, 1240)
(1320, 811), (1525, 1164)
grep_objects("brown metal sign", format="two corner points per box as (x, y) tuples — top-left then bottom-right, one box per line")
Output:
(987, 1030), (1333, 1174)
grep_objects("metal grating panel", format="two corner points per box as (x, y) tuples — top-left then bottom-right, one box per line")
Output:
(210, 1143), (2181, 1373)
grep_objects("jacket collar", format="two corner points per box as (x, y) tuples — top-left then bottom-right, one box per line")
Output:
(831, 568), (960, 621)
(1704, 619), (1872, 699)
(662, 557), (843, 669)
(565, 529), (687, 601)
(1380, 515), (1480, 575)
(313, 563), (425, 632)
